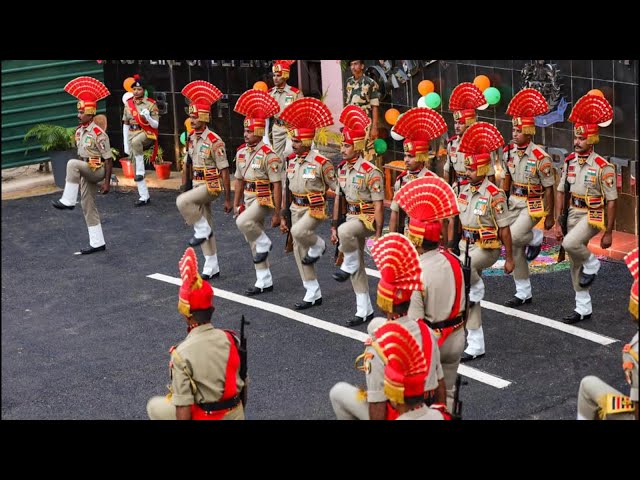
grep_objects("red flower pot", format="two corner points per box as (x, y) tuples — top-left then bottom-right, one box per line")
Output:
(119, 158), (135, 179)
(153, 161), (172, 180)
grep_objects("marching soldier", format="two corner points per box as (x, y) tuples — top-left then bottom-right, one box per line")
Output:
(396, 176), (466, 412)
(554, 93), (617, 324)
(176, 81), (231, 280)
(233, 89), (283, 296)
(502, 88), (555, 307)
(331, 105), (384, 327)
(345, 60), (380, 160)
(329, 233), (446, 420)
(387, 107), (446, 234)
(577, 247), (638, 420)
(52, 76), (113, 255)
(444, 82), (496, 187)
(267, 60), (303, 165)
(278, 98), (337, 309)
(147, 247), (245, 420)
(448, 122), (514, 362)
(122, 74), (159, 206)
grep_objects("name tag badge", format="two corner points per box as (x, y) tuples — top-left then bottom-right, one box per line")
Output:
(473, 197), (488, 215)
(585, 167), (597, 185)
(302, 166), (316, 179)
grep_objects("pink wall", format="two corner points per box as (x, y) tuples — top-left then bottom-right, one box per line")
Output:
(320, 60), (344, 133)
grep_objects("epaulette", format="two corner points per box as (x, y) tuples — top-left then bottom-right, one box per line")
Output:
(503, 144), (510, 152)
(447, 135), (458, 144)
(314, 154), (328, 165)
(594, 156), (609, 168)
(268, 86), (276, 93)
(207, 131), (221, 144)
(146, 97), (157, 104)
(287, 153), (296, 161)
(361, 161), (375, 173)
(532, 147), (547, 160)
(486, 184), (501, 196)
(565, 152), (576, 162)
(237, 143), (246, 151)
(396, 170), (408, 180)
(260, 144), (274, 155)
(289, 86), (300, 94)
(337, 160), (347, 169)
(93, 126), (103, 136)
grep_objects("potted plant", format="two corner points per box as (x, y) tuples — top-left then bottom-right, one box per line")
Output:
(23, 124), (76, 189)
(143, 145), (171, 180)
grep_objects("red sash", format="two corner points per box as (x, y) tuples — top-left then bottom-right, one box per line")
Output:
(127, 97), (159, 162)
(436, 251), (464, 347)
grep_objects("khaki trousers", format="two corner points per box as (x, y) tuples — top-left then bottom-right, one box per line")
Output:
(176, 184), (219, 256)
(66, 159), (105, 227)
(439, 327), (466, 411)
(290, 205), (324, 282)
(338, 216), (372, 294)
(329, 382), (370, 420)
(509, 205), (537, 280)
(563, 208), (600, 292)
(236, 199), (273, 270)
(128, 131), (153, 156)
(577, 376), (635, 420)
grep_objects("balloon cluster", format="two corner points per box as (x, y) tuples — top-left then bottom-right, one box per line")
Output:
(473, 75), (500, 106)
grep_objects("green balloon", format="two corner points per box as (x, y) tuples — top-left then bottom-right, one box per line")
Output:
(180, 131), (187, 146)
(144, 89), (149, 98)
(373, 138), (388, 154)
(425, 92), (441, 109)
(484, 87), (501, 105)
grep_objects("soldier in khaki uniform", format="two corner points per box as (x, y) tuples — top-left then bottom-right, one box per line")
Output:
(329, 233), (446, 420)
(501, 89), (555, 307)
(331, 106), (384, 327)
(387, 107), (446, 234)
(444, 83), (496, 187)
(233, 89), (282, 296)
(176, 81), (231, 280)
(577, 247), (638, 420)
(345, 60), (380, 159)
(394, 176), (466, 412)
(52, 76), (113, 255)
(147, 248), (245, 420)
(267, 60), (303, 166)
(278, 98), (337, 309)
(554, 94), (617, 324)
(122, 74), (159, 206)
(448, 122), (514, 361)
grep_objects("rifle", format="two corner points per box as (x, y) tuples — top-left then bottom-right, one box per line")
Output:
(239, 315), (250, 407)
(452, 373), (463, 420)
(557, 168), (571, 263)
(283, 173), (293, 253)
(334, 194), (346, 267)
(462, 234), (471, 323)
(183, 134), (193, 192)
(502, 143), (512, 208)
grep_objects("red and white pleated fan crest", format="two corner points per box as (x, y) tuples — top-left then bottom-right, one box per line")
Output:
(279, 98), (334, 130)
(458, 122), (505, 155)
(234, 89), (280, 119)
(448, 82), (486, 111)
(275, 60), (296, 68)
(625, 248), (639, 283)
(181, 80), (223, 105)
(374, 322), (429, 377)
(395, 176), (460, 222)
(569, 94), (613, 125)
(506, 88), (549, 117)
(64, 76), (111, 101)
(370, 233), (423, 292)
(393, 107), (447, 142)
(339, 105), (371, 130)
(179, 247), (200, 292)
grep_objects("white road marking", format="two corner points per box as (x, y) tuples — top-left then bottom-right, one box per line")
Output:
(148, 273), (512, 389)
(366, 268), (618, 346)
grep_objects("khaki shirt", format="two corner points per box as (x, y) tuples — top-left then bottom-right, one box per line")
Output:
(122, 97), (159, 127)
(458, 178), (511, 230)
(234, 141), (282, 205)
(269, 84), (303, 122)
(345, 75), (380, 118)
(444, 135), (496, 178)
(337, 157), (385, 204)
(557, 150), (618, 202)
(170, 324), (245, 406)
(186, 128), (229, 170)
(75, 121), (112, 160)
(623, 333), (638, 402)
(391, 167), (436, 213)
(408, 249), (465, 324)
(364, 316), (443, 403)
(502, 142), (554, 209)
(285, 150), (337, 194)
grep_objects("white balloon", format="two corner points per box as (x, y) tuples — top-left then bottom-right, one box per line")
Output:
(598, 118), (612, 128)
(122, 92), (134, 105)
(477, 102), (490, 110)
(390, 129), (404, 141)
(417, 96), (427, 108)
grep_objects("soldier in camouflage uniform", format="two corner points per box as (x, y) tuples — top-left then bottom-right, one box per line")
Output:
(577, 247), (638, 420)
(122, 74), (159, 206)
(554, 93), (617, 324)
(345, 60), (380, 159)
(52, 76), (113, 255)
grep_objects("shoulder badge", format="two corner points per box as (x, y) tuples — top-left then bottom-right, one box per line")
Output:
(146, 97), (157, 104)
(337, 160), (347, 169)
(237, 143), (246, 151)
(260, 144), (275, 155)
(503, 144), (510, 152)
(268, 86), (276, 94)
(314, 154), (328, 165)
(93, 126), (103, 136)
(207, 132), (220, 145)
(289, 86), (300, 94)
(565, 152), (576, 162)
(594, 156), (609, 169)
(486, 184), (500, 196)
(532, 147), (547, 160)
(287, 152), (296, 161)
(447, 135), (458, 144)
(361, 161), (374, 173)
(397, 171), (408, 180)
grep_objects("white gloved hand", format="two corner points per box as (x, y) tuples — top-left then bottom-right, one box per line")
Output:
(122, 124), (131, 155)
(140, 108), (151, 119)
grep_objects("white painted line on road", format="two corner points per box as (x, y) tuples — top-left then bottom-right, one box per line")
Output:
(366, 268), (619, 346)
(148, 272), (512, 389)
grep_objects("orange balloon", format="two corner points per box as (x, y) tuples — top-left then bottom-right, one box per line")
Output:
(253, 81), (268, 92)
(473, 75), (491, 92)
(385, 108), (400, 125)
(123, 77), (135, 93)
(184, 118), (193, 133)
(588, 89), (604, 98)
(418, 80), (435, 97)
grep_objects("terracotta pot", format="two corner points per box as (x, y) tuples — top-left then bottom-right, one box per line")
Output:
(119, 158), (135, 179)
(153, 161), (172, 180)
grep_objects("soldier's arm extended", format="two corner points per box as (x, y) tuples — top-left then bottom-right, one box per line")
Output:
(271, 180), (282, 228)
(220, 167), (232, 213)
(601, 199), (617, 249)
(373, 199), (384, 238)
(498, 226), (514, 274)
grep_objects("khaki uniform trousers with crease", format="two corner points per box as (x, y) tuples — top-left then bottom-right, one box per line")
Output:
(176, 183), (219, 257)
(562, 208), (600, 292)
(329, 382), (370, 420)
(236, 198), (273, 271)
(438, 326), (466, 412)
(508, 205), (537, 280)
(338, 216), (371, 294)
(66, 159), (105, 227)
(290, 205), (323, 282)
(577, 376), (635, 420)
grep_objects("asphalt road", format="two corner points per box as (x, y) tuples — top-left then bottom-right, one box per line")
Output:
(1, 187), (636, 420)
